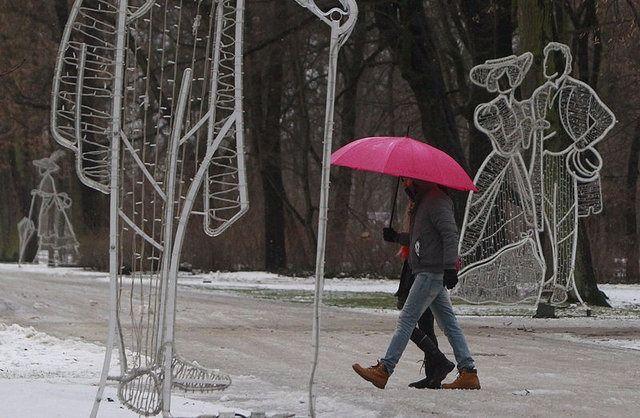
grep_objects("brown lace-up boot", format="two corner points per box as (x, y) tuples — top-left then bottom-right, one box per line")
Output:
(352, 361), (390, 389)
(441, 369), (481, 390)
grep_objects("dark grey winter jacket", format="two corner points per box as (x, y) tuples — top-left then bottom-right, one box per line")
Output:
(397, 185), (459, 274)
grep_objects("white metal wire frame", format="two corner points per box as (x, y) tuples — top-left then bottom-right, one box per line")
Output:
(293, 1), (358, 417)
(456, 52), (545, 304)
(18, 151), (79, 266)
(531, 42), (616, 305)
(52, 0), (246, 416)
(52, 0), (358, 416)
(457, 43), (616, 306)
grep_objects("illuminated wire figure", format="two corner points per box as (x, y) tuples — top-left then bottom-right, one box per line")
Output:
(456, 53), (546, 305)
(457, 42), (616, 307)
(18, 150), (79, 266)
(529, 42), (616, 305)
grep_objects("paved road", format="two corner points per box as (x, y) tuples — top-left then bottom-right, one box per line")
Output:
(1, 265), (639, 417)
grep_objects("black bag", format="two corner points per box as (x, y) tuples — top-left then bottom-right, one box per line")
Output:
(395, 261), (415, 310)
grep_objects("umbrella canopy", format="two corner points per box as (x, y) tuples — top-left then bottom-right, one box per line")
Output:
(331, 136), (477, 192)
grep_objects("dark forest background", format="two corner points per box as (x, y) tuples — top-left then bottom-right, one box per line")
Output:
(1, 0), (639, 303)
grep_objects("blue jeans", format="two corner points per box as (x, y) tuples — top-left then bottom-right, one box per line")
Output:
(380, 272), (475, 374)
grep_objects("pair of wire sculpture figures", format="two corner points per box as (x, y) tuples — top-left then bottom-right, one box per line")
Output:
(456, 42), (616, 306)
(51, 0), (357, 416)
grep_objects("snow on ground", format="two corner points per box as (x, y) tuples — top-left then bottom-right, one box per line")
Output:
(0, 323), (369, 417)
(559, 333), (640, 352)
(1, 263), (398, 293)
(1, 262), (106, 279)
(599, 284), (640, 309)
(4, 263), (640, 311)
(590, 338), (640, 350)
(0, 323), (245, 417)
(184, 271), (640, 311)
(1, 264), (639, 417)
(181, 270), (398, 294)
(0, 323), (105, 380)
(2, 381), (235, 418)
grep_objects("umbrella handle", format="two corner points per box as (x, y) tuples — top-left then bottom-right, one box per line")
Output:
(389, 123), (407, 228)
(389, 177), (400, 228)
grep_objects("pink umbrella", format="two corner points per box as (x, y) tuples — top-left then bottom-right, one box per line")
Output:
(331, 136), (477, 192)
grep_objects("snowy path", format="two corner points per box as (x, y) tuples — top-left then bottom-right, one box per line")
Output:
(1, 264), (639, 417)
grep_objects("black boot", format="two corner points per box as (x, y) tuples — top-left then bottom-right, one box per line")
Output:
(409, 356), (455, 389)
(409, 353), (434, 389)
(408, 332), (455, 389)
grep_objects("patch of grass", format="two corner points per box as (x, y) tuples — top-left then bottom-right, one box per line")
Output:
(589, 306), (640, 318)
(230, 288), (396, 309)
(231, 288), (314, 303)
(191, 285), (640, 317)
(453, 306), (536, 317)
(324, 292), (396, 309)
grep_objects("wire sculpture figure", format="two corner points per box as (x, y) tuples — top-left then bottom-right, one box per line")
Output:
(456, 42), (616, 307)
(291, 1), (358, 416)
(52, 0), (246, 415)
(529, 42), (616, 305)
(18, 150), (79, 266)
(456, 53), (546, 305)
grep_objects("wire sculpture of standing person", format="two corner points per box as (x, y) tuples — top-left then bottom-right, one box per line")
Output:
(18, 150), (79, 265)
(457, 53), (546, 304)
(529, 42), (616, 305)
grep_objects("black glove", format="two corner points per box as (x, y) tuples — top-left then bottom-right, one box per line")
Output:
(443, 269), (459, 290)
(382, 227), (398, 243)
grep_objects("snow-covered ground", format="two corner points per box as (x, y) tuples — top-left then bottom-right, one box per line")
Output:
(560, 333), (640, 351)
(2, 263), (640, 417)
(6, 263), (640, 310)
(183, 269), (640, 304)
(1, 262), (107, 279)
(0, 323), (369, 417)
(183, 270), (640, 312)
(599, 284), (640, 308)
(0, 323), (246, 417)
(181, 271), (398, 294)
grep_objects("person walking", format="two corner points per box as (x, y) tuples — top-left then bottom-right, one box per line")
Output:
(353, 179), (480, 390)
(392, 203), (454, 389)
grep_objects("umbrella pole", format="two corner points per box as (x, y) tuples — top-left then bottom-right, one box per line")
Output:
(389, 177), (400, 228)
(389, 122), (407, 228)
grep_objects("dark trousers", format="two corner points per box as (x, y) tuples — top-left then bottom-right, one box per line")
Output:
(396, 261), (438, 348)
(415, 307), (437, 348)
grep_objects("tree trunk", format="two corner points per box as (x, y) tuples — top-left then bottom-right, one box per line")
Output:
(261, 43), (286, 270)
(327, 85), (358, 269)
(624, 121), (640, 283)
(246, 3), (287, 271)
(462, 0), (514, 175)
(328, 6), (367, 271)
(374, 0), (466, 218)
(570, 0), (609, 305)
(575, 219), (610, 306)
(288, 35), (320, 268)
